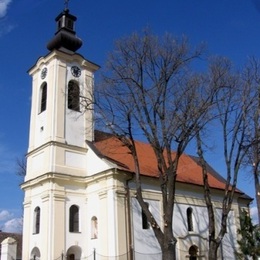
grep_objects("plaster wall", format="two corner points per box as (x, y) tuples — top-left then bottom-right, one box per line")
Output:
(132, 197), (161, 258)
(86, 144), (115, 175)
(131, 183), (241, 260)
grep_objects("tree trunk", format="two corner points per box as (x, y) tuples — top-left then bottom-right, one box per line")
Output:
(208, 241), (220, 260)
(162, 241), (176, 260)
(253, 166), (260, 224)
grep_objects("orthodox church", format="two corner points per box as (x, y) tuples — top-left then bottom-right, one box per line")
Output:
(21, 5), (252, 260)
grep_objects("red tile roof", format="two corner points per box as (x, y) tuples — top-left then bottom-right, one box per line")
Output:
(93, 131), (241, 192)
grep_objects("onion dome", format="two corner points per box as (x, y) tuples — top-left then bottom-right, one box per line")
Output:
(47, 9), (83, 53)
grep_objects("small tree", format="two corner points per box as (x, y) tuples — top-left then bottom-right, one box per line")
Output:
(236, 209), (260, 259)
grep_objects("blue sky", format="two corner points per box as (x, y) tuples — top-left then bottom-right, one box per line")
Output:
(1, 0), (260, 232)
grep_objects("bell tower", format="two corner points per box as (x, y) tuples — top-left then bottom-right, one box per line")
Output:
(25, 6), (99, 181)
(22, 4), (99, 260)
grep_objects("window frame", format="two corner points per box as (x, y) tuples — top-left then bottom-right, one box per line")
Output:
(39, 82), (47, 113)
(187, 207), (194, 232)
(69, 205), (79, 233)
(68, 80), (80, 112)
(33, 206), (40, 234)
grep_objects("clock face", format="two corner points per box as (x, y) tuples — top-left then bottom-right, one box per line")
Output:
(41, 67), (47, 79)
(71, 66), (81, 77)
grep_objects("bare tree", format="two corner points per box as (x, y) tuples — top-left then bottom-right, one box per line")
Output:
(96, 31), (218, 259)
(196, 57), (254, 259)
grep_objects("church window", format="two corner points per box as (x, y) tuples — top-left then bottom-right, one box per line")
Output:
(69, 205), (79, 232)
(142, 202), (150, 229)
(187, 207), (193, 231)
(39, 82), (47, 113)
(91, 216), (98, 239)
(33, 207), (40, 234)
(68, 81), (80, 111)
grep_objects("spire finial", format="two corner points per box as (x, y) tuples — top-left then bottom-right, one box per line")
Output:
(64, 0), (69, 10)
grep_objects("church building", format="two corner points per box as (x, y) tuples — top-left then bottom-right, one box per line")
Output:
(21, 5), (252, 260)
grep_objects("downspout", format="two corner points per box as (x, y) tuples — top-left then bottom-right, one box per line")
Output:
(125, 174), (134, 260)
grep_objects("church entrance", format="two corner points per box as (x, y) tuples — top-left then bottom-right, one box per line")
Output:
(66, 245), (81, 260)
(189, 245), (198, 260)
(69, 254), (75, 260)
(30, 247), (41, 260)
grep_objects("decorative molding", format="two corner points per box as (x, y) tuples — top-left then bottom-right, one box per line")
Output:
(116, 190), (127, 198)
(98, 190), (107, 199)
(27, 140), (88, 157)
(23, 200), (31, 207)
(178, 233), (208, 241)
(41, 193), (50, 202)
(28, 50), (99, 76)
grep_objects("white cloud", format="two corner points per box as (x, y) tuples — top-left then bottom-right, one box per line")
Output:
(0, 0), (12, 18)
(0, 210), (13, 221)
(0, 210), (22, 233)
(2, 218), (23, 233)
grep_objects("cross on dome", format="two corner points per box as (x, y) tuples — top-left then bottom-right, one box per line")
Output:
(64, 0), (70, 10)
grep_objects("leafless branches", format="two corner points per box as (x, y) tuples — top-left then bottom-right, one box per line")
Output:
(96, 31), (217, 259)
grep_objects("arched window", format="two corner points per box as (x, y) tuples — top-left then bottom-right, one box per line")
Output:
(68, 81), (80, 111)
(187, 207), (193, 232)
(91, 216), (98, 239)
(69, 205), (79, 232)
(39, 82), (47, 113)
(189, 245), (198, 260)
(33, 207), (40, 234)
(142, 202), (150, 230)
